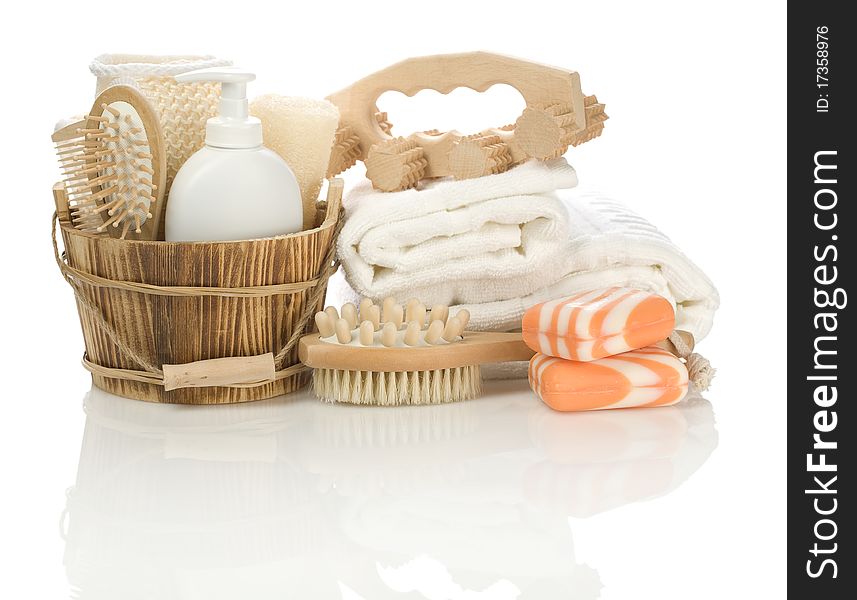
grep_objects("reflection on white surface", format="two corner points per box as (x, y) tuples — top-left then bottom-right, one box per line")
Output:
(63, 380), (717, 599)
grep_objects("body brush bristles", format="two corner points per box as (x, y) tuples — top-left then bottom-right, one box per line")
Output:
(312, 365), (482, 406)
(299, 298), (532, 406)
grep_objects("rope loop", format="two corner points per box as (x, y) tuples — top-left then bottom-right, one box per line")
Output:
(668, 330), (716, 391)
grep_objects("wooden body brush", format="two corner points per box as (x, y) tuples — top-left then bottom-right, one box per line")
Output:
(51, 85), (166, 239)
(299, 298), (534, 405)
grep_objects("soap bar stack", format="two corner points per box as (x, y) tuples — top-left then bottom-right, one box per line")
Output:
(522, 287), (688, 412)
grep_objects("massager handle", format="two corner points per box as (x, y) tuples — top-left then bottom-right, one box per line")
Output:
(326, 51), (586, 150)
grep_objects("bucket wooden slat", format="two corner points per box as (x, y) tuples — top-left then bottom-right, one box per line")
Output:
(59, 184), (341, 404)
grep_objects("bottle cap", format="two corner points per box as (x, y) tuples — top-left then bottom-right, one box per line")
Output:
(174, 67), (262, 149)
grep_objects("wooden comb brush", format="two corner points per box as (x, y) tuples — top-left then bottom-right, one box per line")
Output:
(299, 298), (534, 405)
(52, 120), (108, 234)
(51, 85), (166, 239)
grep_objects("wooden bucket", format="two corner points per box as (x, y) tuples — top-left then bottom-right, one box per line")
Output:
(54, 180), (343, 404)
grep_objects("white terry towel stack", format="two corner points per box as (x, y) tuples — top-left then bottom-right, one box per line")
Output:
(335, 158), (719, 345)
(338, 159), (578, 305)
(460, 192), (721, 341)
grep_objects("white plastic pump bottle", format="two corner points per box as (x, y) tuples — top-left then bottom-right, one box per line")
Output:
(165, 67), (303, 241)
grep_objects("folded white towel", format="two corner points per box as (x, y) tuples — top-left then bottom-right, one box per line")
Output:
(335, 162), (719, 344)
(458, 193), (720, 341)
(338, 159), (579, 304)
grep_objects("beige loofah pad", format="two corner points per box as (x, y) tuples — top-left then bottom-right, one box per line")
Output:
(250, 95), (340, 230)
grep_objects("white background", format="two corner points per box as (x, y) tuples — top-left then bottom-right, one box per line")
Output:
(0, 1), (786, 598)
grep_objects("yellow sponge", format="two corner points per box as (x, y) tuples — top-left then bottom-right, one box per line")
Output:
(249, 94), (340, 230)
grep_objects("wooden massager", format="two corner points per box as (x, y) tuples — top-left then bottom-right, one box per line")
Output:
(325, 51), (608, 191)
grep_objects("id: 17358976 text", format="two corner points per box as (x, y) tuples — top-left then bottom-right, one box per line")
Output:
(816, 26), (830, 113)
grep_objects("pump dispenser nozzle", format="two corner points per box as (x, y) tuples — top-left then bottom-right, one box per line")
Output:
(174, 67), (262, 149)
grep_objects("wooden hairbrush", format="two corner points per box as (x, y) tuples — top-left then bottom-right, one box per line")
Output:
(299, 298), (534, 405)
(52, 120), (108, 234)
(326, 51), (607, 191)
(51, 85), (166, 239)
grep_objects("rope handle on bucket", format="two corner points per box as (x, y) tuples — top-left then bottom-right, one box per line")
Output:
(51, 180), (344, 390)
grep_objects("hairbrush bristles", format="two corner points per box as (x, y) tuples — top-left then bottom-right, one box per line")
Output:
(91, 103), (156, 237)
(52, 122), (108, 234)
(300, 298), (533, 406)
(51, 85), (165, 240)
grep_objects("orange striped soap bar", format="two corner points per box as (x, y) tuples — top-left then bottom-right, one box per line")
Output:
(528, 346), (689, 411)
(522, 288), (675, 361)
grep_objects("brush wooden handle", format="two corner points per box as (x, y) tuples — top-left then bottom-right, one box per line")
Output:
(53, 182), (71, 225)
(299, 331), (534, 372)
(51, 119), (88, 143)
